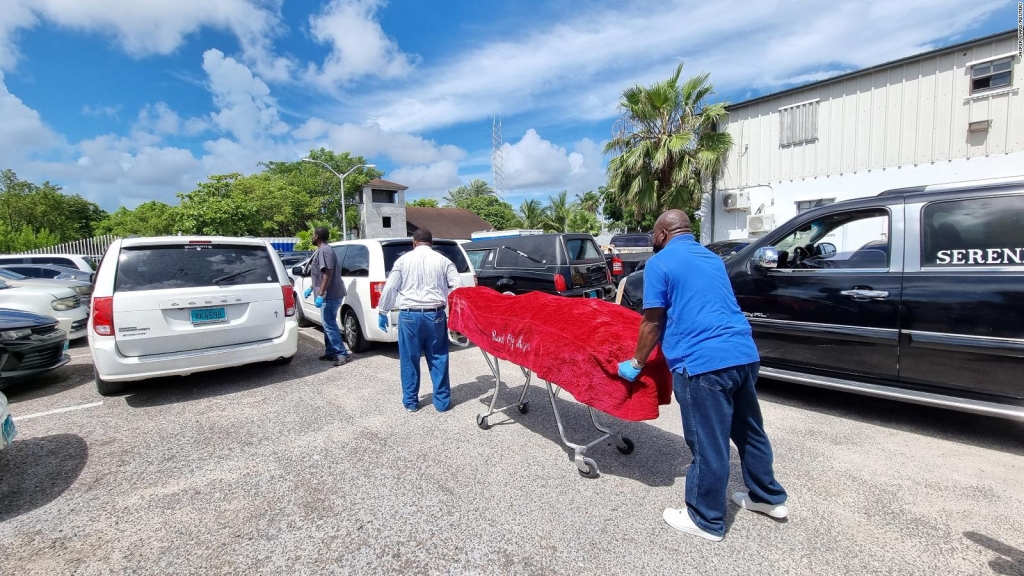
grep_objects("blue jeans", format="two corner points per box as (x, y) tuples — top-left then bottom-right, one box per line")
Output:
(674, 362), (787, 536)
(321, 298), (347, 358)
(398, 309), (451, 411)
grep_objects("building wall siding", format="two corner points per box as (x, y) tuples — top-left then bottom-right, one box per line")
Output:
(708, 33), (1022, 243)
(719, 34), (1021, 190)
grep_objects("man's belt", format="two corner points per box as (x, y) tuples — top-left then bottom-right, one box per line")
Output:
(400, 306), (445, 312)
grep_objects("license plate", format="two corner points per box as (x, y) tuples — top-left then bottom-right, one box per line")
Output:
(585, 290), (598, 298)
(2, 415), (16, 446)
(190, 307), (227, 325)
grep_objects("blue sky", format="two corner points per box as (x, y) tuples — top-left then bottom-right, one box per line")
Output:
(0, 0), (1015, 212)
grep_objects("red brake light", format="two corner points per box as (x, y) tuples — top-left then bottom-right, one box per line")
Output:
(554, 274), (568, 292)
(611, 256), (623, 275)
(282, 286), (295, 317)
(371, 281), (385, 309)
(92, 296), (114, 336)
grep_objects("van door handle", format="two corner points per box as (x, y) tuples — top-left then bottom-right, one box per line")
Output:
(840, 289), (889, 300)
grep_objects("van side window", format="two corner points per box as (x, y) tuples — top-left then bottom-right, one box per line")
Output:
(564, 239), (602, 262)
(922, 195), (1024, 267)
(465, 250), (488, 270)
(342, 245), (370, 277)
(772, 209), (890, 270)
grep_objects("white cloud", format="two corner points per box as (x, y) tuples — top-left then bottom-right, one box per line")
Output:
(388, 161), (462, 194)
(294, 119), (465, 165)
(203, 48), (289, 142)
(0, 0), (293, 80)
(500, 129), (606, 194)
(82, 104), (122, 120)
(304, 0), (417, 87)
(362, 0), (1007, 132)
(0, 71), (64, 166)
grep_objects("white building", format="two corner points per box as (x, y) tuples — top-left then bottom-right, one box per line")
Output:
(705, 29), (1023, 243)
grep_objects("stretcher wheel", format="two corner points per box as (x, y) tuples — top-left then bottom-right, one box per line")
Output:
(577, 457), (599, 479)
(616, 437), (635, 455)
(476, 414), (491, 430)
(517, 402), (529, 414)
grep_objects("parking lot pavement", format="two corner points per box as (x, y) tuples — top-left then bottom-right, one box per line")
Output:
(2, 332), (1024, 575)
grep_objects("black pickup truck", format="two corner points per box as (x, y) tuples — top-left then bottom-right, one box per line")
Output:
(618, 177), (1024, 421)
(604, 233), (653, 280)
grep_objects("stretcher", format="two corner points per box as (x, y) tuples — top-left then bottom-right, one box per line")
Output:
(446, 287), (673, 478)
(452, 333), (634, 477)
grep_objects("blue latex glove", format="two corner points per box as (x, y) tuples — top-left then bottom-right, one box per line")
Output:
(618, 360), (642, 382)
(378, 313), (389, 333)
(304, 287), (313, 299)
(314, 295), (325, 308)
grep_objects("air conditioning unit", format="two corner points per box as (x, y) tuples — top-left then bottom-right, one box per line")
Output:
(747, 214), (776, 235)
(722, 191), (750, 212)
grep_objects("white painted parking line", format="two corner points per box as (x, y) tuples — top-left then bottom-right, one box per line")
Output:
(14, 401), (104, 421)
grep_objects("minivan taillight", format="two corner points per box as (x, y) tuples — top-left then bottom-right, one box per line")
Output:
(371, 281), (385, 309)
(554, 274), (568, 292)
(93, 296), (114, 336)
(282, 286), (295, 317)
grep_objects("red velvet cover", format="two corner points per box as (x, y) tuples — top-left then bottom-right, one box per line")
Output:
(448, 287), (673, 421)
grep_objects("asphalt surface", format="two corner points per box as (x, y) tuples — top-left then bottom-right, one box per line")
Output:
(1, 330), (1023, 575)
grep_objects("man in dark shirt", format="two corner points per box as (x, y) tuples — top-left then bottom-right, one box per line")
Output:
(305, 227), (349, 366)
(618, 210), (788, 541)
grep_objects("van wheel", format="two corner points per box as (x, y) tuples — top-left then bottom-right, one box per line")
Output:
(94, 368), (125, 396)
(343, 309), (370, 353)
(294, 293), (312, 327)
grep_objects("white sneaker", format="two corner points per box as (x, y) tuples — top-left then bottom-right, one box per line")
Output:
(732, 492), (789, 519)
(662, 508), (723, 542)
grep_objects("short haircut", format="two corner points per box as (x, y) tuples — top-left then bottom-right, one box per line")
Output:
(314, 226), (330, 242)
(412, 228), (433, 243)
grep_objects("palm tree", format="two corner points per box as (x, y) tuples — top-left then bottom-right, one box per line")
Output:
(542, 191), (572, 233)
(443, 179), (495, 206)
(517, 199), (547, 229)
(604, 63), (732, 217)
(567, 209), (601, 235)
(575, 190), (601, 214)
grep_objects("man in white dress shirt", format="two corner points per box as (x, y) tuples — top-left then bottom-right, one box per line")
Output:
(378, 229), (463, 412)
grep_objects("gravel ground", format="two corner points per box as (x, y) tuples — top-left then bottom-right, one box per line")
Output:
(1, 330), (1023, 575)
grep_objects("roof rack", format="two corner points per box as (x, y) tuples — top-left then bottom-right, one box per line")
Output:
(877, 175), (1024, 197)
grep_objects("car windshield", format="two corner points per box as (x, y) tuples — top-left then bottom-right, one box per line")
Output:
(0, 269), (25, 280)
(383, 242), (471, 274)
(115, 244), (279, 292)
(465, 249), (488, 270)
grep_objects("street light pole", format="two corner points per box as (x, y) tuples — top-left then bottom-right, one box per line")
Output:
(302, 158), (376, 240)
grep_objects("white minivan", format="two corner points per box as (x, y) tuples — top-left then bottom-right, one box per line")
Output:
(89, 236), (299, 395)
(289, 238), (475, 352)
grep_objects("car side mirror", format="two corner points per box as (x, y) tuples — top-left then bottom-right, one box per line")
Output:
(89, 273), (96, 284)
(816, 243), (837, 257)
(291, 266), (304, 276)
(751, 246), (779, 269)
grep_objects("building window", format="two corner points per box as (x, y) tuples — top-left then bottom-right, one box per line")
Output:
(779, 100), (818, 146)
(382, 216), (392, 228)
(372, 190), (397, 204)
(796, 198), (835, 214)
(971, 57), (1013, 93)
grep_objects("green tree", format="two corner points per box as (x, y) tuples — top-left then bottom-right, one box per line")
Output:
(262, 148), (382, 235)
(175, 174), (262, 235)
(542, 191), (573, 233)
(604, 63), (731, 217)
(516, 199), (547, 229)
(452, 195), (517, 231)
(294, 219), (342, 251)
(567, 209), (601, 235)
(575, 190), (602, 214)
(97, 201), (178, 237)
(0, 169), (107, 251)
(444, 179), (494, 205)
(407, 198), (440, 208)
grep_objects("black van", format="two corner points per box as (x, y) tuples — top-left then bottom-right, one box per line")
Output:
(464, 233), (616, 300)
(617, 176), (1024, 421)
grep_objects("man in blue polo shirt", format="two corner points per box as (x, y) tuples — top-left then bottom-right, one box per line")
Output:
(618, 209), (788, 542)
